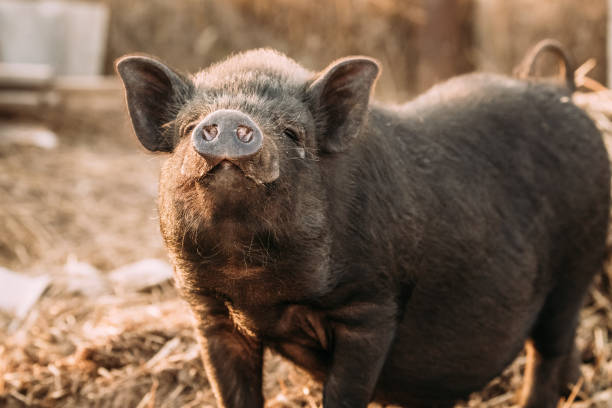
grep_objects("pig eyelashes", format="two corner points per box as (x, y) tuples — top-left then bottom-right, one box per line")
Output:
(283, 128), (301, 144)
(181, 122), (197, 137)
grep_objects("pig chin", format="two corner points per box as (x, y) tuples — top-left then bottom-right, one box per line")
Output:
(197, 154), (280, 189)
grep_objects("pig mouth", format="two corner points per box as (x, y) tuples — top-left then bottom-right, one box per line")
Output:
(197, 159), (254, 187)
(188, 149), (279, 186)
(209, 159), (242, 174)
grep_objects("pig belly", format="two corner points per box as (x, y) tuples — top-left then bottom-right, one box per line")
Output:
(374, 283), (539, 404)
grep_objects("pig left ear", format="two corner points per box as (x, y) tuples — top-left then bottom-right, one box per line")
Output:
(308, 57), (379, 153)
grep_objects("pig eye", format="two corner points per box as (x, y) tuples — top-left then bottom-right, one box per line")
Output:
(283, 128), (300, 144)
(183, 122), (197, 136)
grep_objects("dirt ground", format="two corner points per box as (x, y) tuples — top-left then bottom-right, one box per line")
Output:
(1, 83), (612, 407)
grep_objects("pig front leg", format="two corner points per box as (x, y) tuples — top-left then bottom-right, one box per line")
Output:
(189, 296), (263, 408)
(323, 302), (397, 408)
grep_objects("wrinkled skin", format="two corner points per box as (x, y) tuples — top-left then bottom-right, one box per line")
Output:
(116, 49), (610, 408)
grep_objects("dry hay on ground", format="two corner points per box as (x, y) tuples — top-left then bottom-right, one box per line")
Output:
(1, 89), (612, 407)
(0, 108), (167, 272)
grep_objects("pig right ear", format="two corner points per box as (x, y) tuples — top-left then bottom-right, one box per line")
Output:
(307, 57), (379, 153)
(115, 55), (193, 152)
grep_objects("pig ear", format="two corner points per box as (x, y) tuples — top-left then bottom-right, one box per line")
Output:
(115, 55), (193, 152)
(308, 57), (379, 153)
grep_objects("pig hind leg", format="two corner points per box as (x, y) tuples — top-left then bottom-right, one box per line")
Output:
(521, 252), (604, 408)
(520, 336), (581, 408)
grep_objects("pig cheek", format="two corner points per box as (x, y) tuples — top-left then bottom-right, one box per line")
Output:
(244, 140), (280, 184)
(172, 140), (213, 180)
(159, 143), (215, 230)
(158, 174), (214, 256)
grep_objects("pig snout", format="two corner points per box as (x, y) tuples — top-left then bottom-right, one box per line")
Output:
(191, 109), (263, 164)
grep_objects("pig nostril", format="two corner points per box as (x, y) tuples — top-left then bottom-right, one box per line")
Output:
(236, 125), (253, 143)
(202, 125), (218, 141)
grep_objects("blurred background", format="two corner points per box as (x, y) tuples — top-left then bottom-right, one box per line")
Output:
(1, 1), (611, 407)
(1, 0), (608, 99)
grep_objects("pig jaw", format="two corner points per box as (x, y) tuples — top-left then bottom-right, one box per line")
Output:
(158, 148), (332, 304)
(159, 138), (268, 228)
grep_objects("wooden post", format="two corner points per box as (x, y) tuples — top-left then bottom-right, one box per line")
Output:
(417, 0), (474, 91)
(608, 0), (612, 86)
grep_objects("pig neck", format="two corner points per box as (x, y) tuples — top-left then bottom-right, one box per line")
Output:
(168, 189), (333, 309)
(316, 105), (422, 294)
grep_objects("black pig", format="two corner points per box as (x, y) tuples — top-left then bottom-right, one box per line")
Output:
(116, 42), (609, 407)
